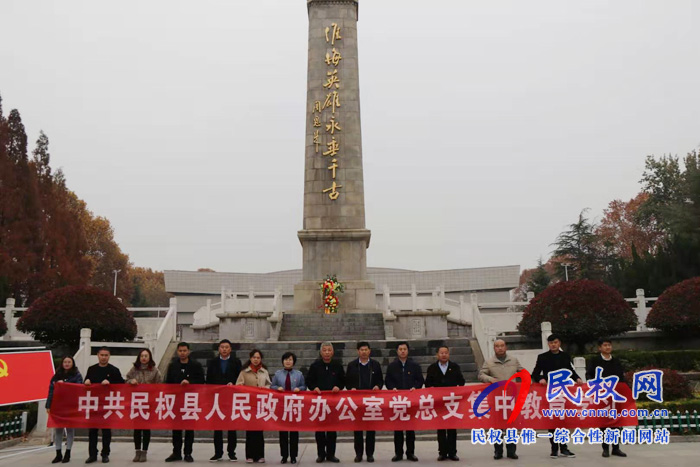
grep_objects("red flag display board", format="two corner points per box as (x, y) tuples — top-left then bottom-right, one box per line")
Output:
(0, 350), (55, 406)
(49, 383), (637, 431)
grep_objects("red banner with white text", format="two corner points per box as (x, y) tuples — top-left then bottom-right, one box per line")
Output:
(48, 383), (637, 431)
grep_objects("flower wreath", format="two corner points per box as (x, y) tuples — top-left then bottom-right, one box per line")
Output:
(320, 275), (345, 314)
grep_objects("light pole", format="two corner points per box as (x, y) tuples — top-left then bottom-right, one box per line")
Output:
(113, 269), (121, 296)
(562, 263), (571, 282)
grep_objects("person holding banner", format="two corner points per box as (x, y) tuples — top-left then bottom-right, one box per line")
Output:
(46, 356), (83, 464)
(236, 349), (272, 463)
(206, 339), (243, 462)
(84, 346), (124, 464)
(385, 341), (424, 463)
(586, 337), (628, 458)
(126, 348), (163, 463)
(531, 334), (582, 459)
(306, 342), (345, 464)
(478, 339), (523, 460)
(165, 342), (205, 463)
(270, 351), (307, 464)
(425, 345), (465, 462)
(346, 341), (384, 463)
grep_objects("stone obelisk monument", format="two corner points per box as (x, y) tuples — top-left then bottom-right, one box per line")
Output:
(293, 0), (376, 313)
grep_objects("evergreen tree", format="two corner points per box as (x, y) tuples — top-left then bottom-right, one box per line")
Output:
(526, 258), (551, 296)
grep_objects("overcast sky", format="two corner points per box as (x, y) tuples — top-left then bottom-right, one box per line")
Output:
(1, 0), (698, 275)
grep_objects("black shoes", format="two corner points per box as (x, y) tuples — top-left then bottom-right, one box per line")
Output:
(52, 451), (63, 464)
(437, 455), (447, 461)
(447, 455), (459, 461)
(84, 457), (97, 464)
(494, 453), (503, 460)
(559, 449), (575, 458)
(391, 455), (402, 462)
(184, 455), (194, 463)
(354, 456), (362, 463)
(101, 456), (109, 464)
(281, 458), (287, 464)
(291, 458), (297, 464)
(550, 451), (559, 459)
(63, 449), (72, 463)
(602, 449), (610, 458)
(316, 457), (325, 463)
(327, 456), (340, 463)
(507, 453), (518, 460)
(229, 454), (238, 462)
(211, 455), (223, 462)
(612, 449), (627, 457)
(406, 454), (418, 462)
(165, 454), (183, 462)
(367, 456), (374, 463)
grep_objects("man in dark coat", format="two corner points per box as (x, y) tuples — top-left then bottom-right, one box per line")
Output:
(84, 346), (124, 464)
(586, 337), (628, 458)
(531, 334), (582, 459)
(206, 339), (242, 462)
(306, 342), (345, 463)
(385, 341), (424, 462)
(165, 342), (205, 463)
(346, 341), (384, 463)
(425, 345), (465, 462)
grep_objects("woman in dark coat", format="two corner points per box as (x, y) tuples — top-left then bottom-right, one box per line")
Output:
(46, 356), (83, 464)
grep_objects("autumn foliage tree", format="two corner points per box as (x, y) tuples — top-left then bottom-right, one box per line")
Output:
(0, 93), (137, 305)
(518, 279), (637, 351)
(16, 285), (137, 349)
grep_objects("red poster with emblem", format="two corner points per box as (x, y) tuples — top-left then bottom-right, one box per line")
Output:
(0, 350), (55, 406)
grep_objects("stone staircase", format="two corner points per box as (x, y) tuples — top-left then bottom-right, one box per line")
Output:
(279, 313), (386, 341)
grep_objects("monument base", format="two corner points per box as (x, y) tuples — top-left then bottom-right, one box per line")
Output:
(292, 279), (376, 314)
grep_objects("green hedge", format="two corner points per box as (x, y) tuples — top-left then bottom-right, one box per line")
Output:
(637, 398), (700, 413)
(582, 350), (700, 372)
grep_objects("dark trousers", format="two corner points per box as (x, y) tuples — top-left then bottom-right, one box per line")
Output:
(393, 431), (415, 456)
(279, 431), (299, 459)
(602, 427), (620, 452)
(549, 429), (568, 454)
(353, 431), (375, 457)
(134, 430), (151, 451)
(172, 430), (194, 456)
(88, 428), (111, 458)
(437, 429), (457, 457)
(315, 431), (337, 459)
(245, 431), (265, 461)
(494, 437), (516, 457)
(214, 430), (237, 457)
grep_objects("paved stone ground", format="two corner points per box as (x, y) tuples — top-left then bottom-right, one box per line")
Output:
(0, 439), (697, 466)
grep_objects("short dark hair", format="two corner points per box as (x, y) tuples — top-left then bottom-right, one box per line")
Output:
(396, 341), (410, 350)
(281, 352), (297, 364)
(547, 334), (561, 342)
(177, 342), (190, 349)
(97, 346), (110, 354)
(597, 337), (612, 346)
(219, 339), (232, 347)
(437, 345), (450, 353)
(357, 341), (370, 350)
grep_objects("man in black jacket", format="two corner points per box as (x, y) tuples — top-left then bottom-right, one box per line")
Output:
(206, 339), (242, 462)
(84, 346), (124, 464)
(306, 342), (345, 463)
(586, 337), (628, 458)
(532, 334), (582, 459)
(425, 345), (465, 462)
(165, 342), (205, 463)
(346, 341), (384, 463)
(385, 341), (424, 462)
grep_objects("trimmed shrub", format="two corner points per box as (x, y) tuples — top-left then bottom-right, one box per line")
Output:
(637, 398), (700, 414)
(594, 350), (700, 372)
(518, 279), (637, 350)
(16, 285), (136, 349)
(624, 366), (693, 401)
(646, 277), (700, 337)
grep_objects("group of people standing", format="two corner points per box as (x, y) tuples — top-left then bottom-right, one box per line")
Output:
(46, 335), (629, 464)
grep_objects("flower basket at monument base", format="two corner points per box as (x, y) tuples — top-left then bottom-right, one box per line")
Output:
(320, 275), (345, 314)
